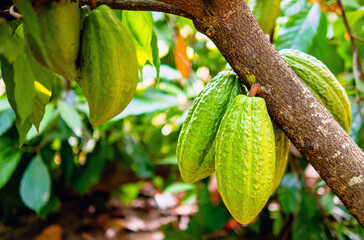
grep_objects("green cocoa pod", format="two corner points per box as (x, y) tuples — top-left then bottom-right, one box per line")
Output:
(272, 122), (290, 191)
(216, 94), (276, 224)
(25, 0), (80, 81)
(79, 5), (138, 126)
(177, 71), (242, 183)
(246, 0), (282, 34)
(280, 49), (352, 133)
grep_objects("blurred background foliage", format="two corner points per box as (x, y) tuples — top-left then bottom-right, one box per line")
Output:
(0, 0), (363, 239)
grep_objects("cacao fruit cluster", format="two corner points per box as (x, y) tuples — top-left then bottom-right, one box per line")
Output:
(177, 50), (351, 224)
(24, 2), (139, 125)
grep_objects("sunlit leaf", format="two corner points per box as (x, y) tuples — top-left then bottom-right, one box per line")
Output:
(122, 11), (154, 67)
(164, 182), (194, 193)
(277, 2), (325, 53)
(20, 155), (51, 213)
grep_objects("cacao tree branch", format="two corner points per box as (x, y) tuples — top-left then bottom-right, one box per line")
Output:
(81, 0), (364, 225)
(154, 0), (204, 17)
(190, 0), (364, 225)
(79, 0), (193, 19)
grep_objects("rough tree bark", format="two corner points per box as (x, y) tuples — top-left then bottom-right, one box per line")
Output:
(55, 0), (364, 226)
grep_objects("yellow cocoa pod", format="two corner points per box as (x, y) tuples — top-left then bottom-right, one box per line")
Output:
(25, 0), (80, 81)
(79, 5), (138, 125)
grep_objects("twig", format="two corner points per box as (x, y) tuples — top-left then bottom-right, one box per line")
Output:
(248, 83), (261, 97)
(269, 25), (275, 44)
(337, 0), (364, 123)
(352, 34), (364, 42)
(9, 5), (21, 19)
(79, 0), (193, 19)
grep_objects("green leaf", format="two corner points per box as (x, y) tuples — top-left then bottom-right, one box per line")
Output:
(27, 59), (53, 131)
(1, 56), (32, 146)
(164, 182), (194, 193)
(13, 49), (36, 124)
(57, 100), (82, 137)
(12, 0), (49, 66)
(0, 150), (22, 190)
(122, 11), (154, 67)
(26, 104), (57, 141)
(20, 155), (51, 213)
(277, 173), (301, 214)
(0, 18), (22, 62)
(0, 109), (15, 136)
(277, 2), (325, 53)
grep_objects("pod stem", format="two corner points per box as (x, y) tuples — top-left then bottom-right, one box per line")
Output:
(248, 83), (261, 97)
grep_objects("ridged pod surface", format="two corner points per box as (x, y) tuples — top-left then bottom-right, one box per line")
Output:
(247, 0), (282, 34)
(25, 0), (79, 80)
(177, 71), (241, 183)
(272, 123), (290, 191)
(216, 95), (276, 224)
(280, 49), (352, 133)
(80, 5), (138, 125)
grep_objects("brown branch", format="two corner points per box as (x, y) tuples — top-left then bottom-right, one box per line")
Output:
(337, 0), (364, 122)
(156, 0), (204, 17)
(79, 0), (193, 19)
(352, 34), (364, 42)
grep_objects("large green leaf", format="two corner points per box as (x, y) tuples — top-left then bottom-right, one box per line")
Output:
(122, 11), (154, 67)
(1, 56), (32, 146)
(13, 48), (36, 124)
(20, 155), (51, 213)
(277, 2), (325, 53)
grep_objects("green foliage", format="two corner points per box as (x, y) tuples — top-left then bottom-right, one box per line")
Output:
(0, 0), (363, 238)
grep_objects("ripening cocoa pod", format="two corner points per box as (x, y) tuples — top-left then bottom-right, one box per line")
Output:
(280, 49), (352, 133)
(177, 71), (242, 183)
(215, 94), (276, 224)
(25, 0), (80, 80)
(79, 5), (138, 125)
